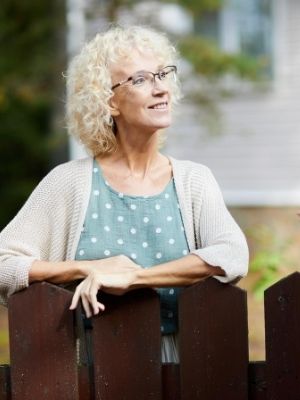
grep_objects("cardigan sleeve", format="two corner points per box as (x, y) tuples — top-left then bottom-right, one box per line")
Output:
(0, 165), (71, 305)
(191, 167), (249, 283)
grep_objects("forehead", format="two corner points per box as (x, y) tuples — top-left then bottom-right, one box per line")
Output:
(110, 50), (165, 79)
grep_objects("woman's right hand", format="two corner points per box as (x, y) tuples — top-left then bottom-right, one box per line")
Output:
(70, 255), (143, 317)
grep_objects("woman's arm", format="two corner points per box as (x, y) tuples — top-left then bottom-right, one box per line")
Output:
(132, 254), (225, 287)
(29, 255), (144, 284)
(69, 254), (224, 317)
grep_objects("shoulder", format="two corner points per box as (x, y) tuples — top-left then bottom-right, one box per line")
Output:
(169, 156), (213, 184)
(47, 157), (92, 180)
(25, 157), (93, 207)
(39, 157), (92, 191)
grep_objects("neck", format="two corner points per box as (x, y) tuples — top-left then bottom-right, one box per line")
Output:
(108, 128), (165, 179)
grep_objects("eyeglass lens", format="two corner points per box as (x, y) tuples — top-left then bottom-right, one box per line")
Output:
(132, 66), (176, 87)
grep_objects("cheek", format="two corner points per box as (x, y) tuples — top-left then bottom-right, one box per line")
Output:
(119, 93), (147, 115)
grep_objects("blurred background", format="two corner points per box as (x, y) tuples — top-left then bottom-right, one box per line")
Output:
(0, 0), (299, 363)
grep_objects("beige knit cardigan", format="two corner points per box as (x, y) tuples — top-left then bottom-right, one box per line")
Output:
(0, 157), (249, 305)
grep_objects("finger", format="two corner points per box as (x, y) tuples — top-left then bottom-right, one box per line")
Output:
(69, 282), (84, 310)
(81, 295), (92, 318)
(97, 301), (105, 312)
(89, 281), (102, 315)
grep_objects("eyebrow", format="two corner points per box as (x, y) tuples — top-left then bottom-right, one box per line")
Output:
(131, 66), (165, 75)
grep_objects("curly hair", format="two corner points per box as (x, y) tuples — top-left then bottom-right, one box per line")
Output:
(66, 25), (181, 156)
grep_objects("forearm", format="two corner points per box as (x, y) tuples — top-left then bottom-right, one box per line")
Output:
(29, 260), (87, 284)
(29, 255), (141, 284)
(131, 254), (225, 289)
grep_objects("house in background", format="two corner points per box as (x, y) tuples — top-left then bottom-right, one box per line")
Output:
(67, 0), (300, 266)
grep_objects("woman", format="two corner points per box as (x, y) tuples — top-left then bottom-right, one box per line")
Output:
(0, 26), (248, 362)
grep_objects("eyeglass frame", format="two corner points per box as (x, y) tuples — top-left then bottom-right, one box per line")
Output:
(111, 65), (177, 90)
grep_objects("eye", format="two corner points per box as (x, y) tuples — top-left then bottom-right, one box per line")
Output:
(159, 71), (167, 80)
(132, 75), (146, 86)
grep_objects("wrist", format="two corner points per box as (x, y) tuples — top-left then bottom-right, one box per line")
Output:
(76, 260), (92, 278)
(130, 267), (148, 289)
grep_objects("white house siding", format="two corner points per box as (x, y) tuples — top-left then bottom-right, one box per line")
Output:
(68, 0), (300, 206)
(166, 0), (300, 206)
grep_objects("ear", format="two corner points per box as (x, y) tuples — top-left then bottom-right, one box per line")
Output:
(109, 97), (120, 117)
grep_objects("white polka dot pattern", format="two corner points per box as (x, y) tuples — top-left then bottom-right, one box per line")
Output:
(75, 159), (193, 335)
(0, 156), (248, 313)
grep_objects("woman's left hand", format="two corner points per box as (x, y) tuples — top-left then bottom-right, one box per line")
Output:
(69, 267), (140, 318)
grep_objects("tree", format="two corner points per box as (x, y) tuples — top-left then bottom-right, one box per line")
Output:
(0, 1), (67, 229)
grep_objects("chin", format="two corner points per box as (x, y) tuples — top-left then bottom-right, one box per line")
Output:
(152, 117), (172, 129)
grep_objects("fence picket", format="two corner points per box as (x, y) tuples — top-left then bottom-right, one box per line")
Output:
(248, 361), (266, 400)
(0, 365), (11, 400)
(8, 282), (78, 400)
(92, 289), (162, 400)
(265, 272), (300, 399)
(162, 363), (180, 400)
(179, 278), (248, 400)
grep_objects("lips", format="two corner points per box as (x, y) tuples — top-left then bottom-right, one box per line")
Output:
(148, 101), (168, 109)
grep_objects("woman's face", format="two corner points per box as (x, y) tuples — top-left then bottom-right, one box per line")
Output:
(110, 51), (173, 136)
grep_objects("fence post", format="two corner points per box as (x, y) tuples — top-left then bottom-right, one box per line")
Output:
(92, 289), (162, 400)
(8, 282), (78, 400)
(248, 361), (266, 400)
(162, 363), (180, 400)
(265, 272), (300, 399)
(179, 278), (249, 400)
(0, 365), (11, 400)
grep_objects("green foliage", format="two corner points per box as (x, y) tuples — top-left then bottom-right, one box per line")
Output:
(0, 1), (67, 230)
(247, 225), (291, 299)
(178, 36), (263, 80)
(166, 0), (223, 14)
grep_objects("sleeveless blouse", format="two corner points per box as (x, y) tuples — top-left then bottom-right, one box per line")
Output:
(75, 159), (189, 334)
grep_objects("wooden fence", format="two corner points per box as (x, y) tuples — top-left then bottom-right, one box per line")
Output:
(0, 272), (300, 399)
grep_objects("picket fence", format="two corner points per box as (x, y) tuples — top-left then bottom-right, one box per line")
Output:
(0, 272), (300, 399)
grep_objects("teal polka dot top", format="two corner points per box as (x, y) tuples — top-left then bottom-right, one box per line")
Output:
(75, 159), (189, 334)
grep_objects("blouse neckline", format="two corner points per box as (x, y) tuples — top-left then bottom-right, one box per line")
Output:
(93, 158), (174, 200)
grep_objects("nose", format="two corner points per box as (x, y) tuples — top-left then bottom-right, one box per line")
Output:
(151, 75), (168, 94)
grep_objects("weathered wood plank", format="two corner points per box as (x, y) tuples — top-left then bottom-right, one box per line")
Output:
(248, 361), (266, 400)
(265, 272), (300, 399)
(8, 283), (78, 400)
(179, 278), (249, 400)
(0, 365), (11, 400)
(162, 363), (180, 400)
(92, 289), (162, 400)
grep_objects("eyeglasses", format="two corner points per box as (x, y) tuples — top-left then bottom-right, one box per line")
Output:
(111, 65), (177, 90)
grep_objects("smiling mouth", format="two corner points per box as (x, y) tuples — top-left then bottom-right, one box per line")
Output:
(148, 102), (168, 110)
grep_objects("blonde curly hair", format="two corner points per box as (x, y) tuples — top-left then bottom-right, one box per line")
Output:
(66, 25), (181, 156)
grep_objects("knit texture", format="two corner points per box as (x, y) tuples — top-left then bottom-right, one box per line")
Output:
(0, 156), (248, 305)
